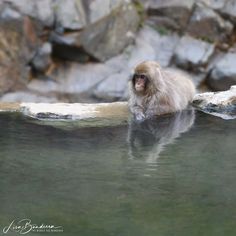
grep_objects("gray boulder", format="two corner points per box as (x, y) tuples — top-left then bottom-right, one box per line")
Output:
(127, 25), (179, 68)
(0, 17), (40, 94)
(31, 42), (52, 73)
(8, 0), (87, 29)
(34, 0), (55, 27)
(207, 53), (236, 91)
(7, 0), (55, 27)
(187, 3), (233, 42)
(193, 85), (236, 119)
(127, 35), (157, 69)
(85, 0), (124, 23)
(220, 0), (236, 24)
(5, 0), (35, 18)
(196, 0), (226, 10)
(78, 3), (139, 61)
(200, 0), (236, 24)
(28, 62), (116, 95)
(173, 35), (215, 71)
(54, 0), (87, 30)
(93, 71), (130, 101)
(105, 54), (129, 72)
(50, 2), (139, 62)
(0, 4), (21, 20)
(147, 0), (195, 31)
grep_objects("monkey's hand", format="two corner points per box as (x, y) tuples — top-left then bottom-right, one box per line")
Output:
(129, 100), (145, 121)
(135, 112), (146, 122)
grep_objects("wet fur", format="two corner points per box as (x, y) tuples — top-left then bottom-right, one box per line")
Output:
(128, 61), (196, 120)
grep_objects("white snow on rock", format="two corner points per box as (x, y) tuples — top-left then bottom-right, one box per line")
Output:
(193, 85), (236, 119)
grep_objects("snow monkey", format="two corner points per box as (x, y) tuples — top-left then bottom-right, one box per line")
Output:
(128, 61), (196, 120)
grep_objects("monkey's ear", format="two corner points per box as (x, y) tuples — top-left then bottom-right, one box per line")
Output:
(129, 74), (133, 81)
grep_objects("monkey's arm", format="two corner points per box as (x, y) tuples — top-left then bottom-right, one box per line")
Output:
(128, 98), (145, 121)
(133, 107), (145, 121)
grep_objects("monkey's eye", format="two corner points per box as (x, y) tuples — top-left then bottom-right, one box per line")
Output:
(140, 74), (146, 80)
(133, 74), (147, 81)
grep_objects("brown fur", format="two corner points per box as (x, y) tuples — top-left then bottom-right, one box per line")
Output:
(128, 61), (196, 120)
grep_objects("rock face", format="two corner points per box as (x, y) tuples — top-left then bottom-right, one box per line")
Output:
(54, 0), (87, 30)
(207, 53), (236, 91)
(197, 0), (226, 10)
(7, 0), (55, 27)
(6, 0), (140, 62)
(220, 0), (236, 24)
(173, 35), (215, 71)
(187, 3), (233, 42)
(193, 85), (236, 119)
(128, 25), (179, 68)
(27, 62), (116, 96)
(0, 0), (141, 102)
(85, 0), (124, 23)
(147, 0), (195, 31)
(50, 2), (139, 62)
(1, 0), (236, 103)
(198, 0), (236, 23)
(0, 16), (40, 95)
(93, 71), (130, 101)
(34, 25), (180, 102)
(7, 0), (87, 29)
(77, 3), (139, 61)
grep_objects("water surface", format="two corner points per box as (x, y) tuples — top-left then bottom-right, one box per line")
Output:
(0, 111), (235, 236)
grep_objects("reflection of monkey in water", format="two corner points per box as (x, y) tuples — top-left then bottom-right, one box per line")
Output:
(127, 109), (195, 162)
(129, 61), (196, 121)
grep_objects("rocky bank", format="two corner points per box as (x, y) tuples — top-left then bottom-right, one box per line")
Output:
(0, 0), (236, 103)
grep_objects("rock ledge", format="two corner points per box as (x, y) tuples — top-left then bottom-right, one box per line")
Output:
(193, 86), (236, 119)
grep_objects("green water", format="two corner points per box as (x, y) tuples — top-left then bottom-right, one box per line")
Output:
(0, 111), (235, 236)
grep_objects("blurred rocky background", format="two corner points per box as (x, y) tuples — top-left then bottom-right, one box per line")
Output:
(0, 0), (236, 103)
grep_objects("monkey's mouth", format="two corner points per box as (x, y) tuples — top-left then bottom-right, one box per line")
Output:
(135, 83), (145, 92)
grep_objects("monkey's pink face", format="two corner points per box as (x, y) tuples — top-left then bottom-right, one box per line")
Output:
(133, 73), (149, 93)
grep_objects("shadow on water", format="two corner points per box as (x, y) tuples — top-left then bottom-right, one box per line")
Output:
(0, 111), (235, 236)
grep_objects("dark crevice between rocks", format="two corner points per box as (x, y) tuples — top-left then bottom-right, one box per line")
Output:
(204, 103), (236, 115)
(51, 43), (98, 63)
(36, 113), (73, 120)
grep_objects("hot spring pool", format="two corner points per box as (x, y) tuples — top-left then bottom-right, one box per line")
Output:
(0, 111), (235, 236)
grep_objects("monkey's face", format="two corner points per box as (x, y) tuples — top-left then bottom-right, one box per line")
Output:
(132, 73), (149, 93)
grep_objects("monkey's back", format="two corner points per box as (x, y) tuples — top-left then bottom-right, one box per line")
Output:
(162, 68), (196, 112)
